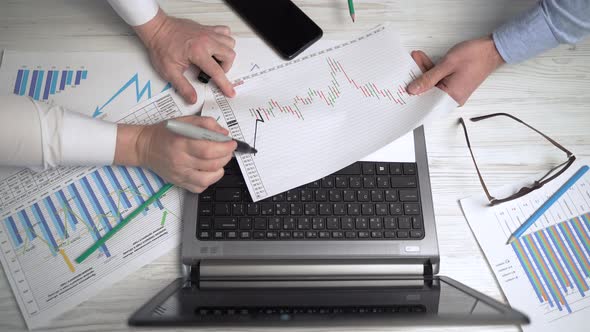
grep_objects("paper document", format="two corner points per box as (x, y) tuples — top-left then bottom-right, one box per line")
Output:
(460, 160), (590, 332)
(0, 50), (195, 329)
(218, 37), (417, 163)
(203, 25), (456, 201)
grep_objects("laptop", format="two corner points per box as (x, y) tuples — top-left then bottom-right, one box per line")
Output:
(129, 127), (529, 327)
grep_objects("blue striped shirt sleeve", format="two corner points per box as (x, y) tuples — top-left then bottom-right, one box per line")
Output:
(492, 0), (590, 64)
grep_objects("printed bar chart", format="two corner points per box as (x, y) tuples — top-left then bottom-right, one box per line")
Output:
(2, 159), (167, 276)
(13, 68), (87, 101)
(511, 213), (590, 314)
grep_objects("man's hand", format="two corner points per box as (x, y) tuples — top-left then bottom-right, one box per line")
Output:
(115, 116), (237, 193)
(407, 36), (505, 106)
(134, 9), (236, 104)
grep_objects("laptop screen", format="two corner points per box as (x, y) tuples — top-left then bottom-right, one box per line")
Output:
(129, 276), (528, 327)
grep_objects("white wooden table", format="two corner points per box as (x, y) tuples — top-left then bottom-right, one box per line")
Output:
(0, 1), (588, 331)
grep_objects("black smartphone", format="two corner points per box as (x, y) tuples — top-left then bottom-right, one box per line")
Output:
(224, 0), (323, 60)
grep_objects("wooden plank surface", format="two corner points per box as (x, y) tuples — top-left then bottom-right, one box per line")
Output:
(0, 0), (588, 331)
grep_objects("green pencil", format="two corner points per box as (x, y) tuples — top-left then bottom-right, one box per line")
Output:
(348, 0), (355, 22)
(75, 182), (174, 264)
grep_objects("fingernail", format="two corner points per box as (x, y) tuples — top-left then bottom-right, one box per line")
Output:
(407, 82), (420, 94)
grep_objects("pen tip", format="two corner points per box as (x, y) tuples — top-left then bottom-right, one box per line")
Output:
(351, 14), (355, 22)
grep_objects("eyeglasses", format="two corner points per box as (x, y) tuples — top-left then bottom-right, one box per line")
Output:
(459, 113), (575, 206)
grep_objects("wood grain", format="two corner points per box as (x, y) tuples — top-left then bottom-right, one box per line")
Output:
(0, 1), (588, 331)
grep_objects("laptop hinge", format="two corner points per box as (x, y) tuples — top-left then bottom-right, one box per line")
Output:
(195, 259), (432, 289)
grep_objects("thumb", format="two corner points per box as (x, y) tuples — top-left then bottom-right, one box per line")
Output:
(407, 60), (453, 95)
(170, 71), (197, 104)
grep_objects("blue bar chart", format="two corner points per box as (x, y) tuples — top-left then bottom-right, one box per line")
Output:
(12, 68), (87, 101)
(511, 213), (590, 314)
(2, 165), (165, 263)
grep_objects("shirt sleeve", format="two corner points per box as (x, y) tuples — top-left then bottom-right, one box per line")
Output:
(0, 96), (117, 170)
(492, 0), (590, 64)
(107, 0), (159, 26)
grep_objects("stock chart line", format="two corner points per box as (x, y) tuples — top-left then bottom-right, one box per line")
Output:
(252, 109), (265, 152)
(92, 73), (172, 117)
(247, 57), (417, 123)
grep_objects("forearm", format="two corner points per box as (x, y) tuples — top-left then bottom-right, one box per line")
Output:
(0, 96), (116, 169)
(493, 0), (590, 63)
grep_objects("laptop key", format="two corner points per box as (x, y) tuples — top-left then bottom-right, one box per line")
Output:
(290, 203), (303, 215)
(312, 217), (325, 229)
(397, 231), (409, 238)
(240, 231), (251, 239)
(355, 217), (368, 229)
(305, 231), (318, 238)
(345, 231), (356, 238)
(403, 163), (417, 175)
(279, 231), (292, 239)
(199, 231), (210, 239)
(371, 231), (383, 238)
(266, 231), (278, 239)
(319, 231), (330, 238)
(300, 188), (314, 201)
(398, 217), (411, 229)
(369, 217), (382, 229)
(362, 163), (375, 174)
(341, 217), (354, 229)
(375, 203), (388, 215)
(385, 189), (398, 201)
(391, 176), (417, 187)
(232, 203), (244, 215)
(376, 163), (389, 175)
(275, 203), (289, 215)
(334, 203), (347, 215)
(214, 217), (238, 229)
(213, 231), (224, 239)
(331, 231), (344, 238)
(261, 203), (274, 215)
(314, 189), (328, 201)
(215, 188), (241, 201)
(411, 216), (423, 229)
(347, 203), (360, 215)
(253, 231), (265, 239)
(376, 176), (390, 188)
(335, 176), (348, 188)
(239, 217), (252, 229)
(384, 217), (397, 229)
(199, 217), (212, 229)
(254, 218), (266, 230)
(293, 231), (305, 239)
(384, 231), (396, 238)
(399, 189), (419, 202)
(199, 203), (213, 216)
(363, 176), (376, 188)
(329, 190), (343, 201)
(326, 217), (339, 229)
(404, 203), (421, 215)
(358, 231), (370, 238)
(304, 203), (317, 215)
(389, 163), (402, 175)
(227, 231), (237, 239)
(297, 217), (311, 230)
(390, 203), (403, 215)
(247, 203), (259, 215)
(283, 217), (296, 230)
(268, 217), (281, 230)
(410, 230), (424, 238)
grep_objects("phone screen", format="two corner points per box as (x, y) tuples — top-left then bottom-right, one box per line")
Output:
(225, 0), (323, 60)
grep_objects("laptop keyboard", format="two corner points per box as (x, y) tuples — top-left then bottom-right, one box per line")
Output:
(196, 159), (425, 241)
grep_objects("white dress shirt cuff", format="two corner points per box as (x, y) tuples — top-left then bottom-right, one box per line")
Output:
(59, 110), (117, 167)
(108, 0), (159, 26)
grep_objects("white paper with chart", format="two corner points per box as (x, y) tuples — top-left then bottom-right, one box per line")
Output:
(0, 50), (198, 329)
(203, 25), (457, 202)
(460, 160), (590, 332)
